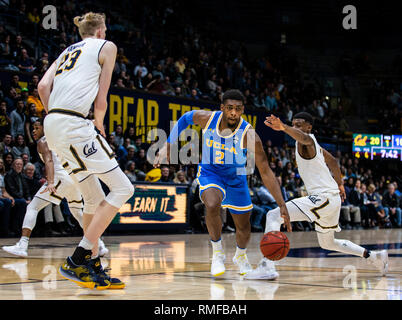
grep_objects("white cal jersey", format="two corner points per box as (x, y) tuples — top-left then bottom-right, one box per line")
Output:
(295, 134), (339, 196)
(48, 38), (108, 117)
(38, 136), (66, 174)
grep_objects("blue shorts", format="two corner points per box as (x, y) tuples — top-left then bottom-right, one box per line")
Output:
(196, 165), (253, 214)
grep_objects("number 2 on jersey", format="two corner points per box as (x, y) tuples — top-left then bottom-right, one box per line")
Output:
(55, 49), (82, 76)
(215, 151), (224, 164)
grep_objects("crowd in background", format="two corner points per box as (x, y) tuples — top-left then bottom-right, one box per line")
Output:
(0, 0), (400, 237)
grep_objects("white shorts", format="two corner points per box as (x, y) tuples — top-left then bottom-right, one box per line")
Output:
(44, 113), (119, 182)
(34, 170), (83, 208)
(288, 192), (342, 233)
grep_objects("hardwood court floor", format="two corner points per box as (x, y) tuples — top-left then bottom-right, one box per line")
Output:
(0, 229), (400, 300)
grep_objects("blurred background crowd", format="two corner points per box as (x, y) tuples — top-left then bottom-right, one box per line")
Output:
(0, 0), (400, 237)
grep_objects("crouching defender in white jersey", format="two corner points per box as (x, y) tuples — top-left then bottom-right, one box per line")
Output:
(38, 12), (134, 290)
(2, 119), (108, 258)
(245, 112), (388, 280)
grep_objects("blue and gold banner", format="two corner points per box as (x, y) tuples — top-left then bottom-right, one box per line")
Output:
(106, 87), (284, 145)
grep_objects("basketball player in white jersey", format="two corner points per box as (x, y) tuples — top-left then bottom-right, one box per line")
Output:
(2, 119), (109, 258)
(245, 112), (388, 280)
(38, 12), (134, 290)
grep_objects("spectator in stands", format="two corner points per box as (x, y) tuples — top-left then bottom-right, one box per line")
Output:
(175, 57), (186, 74)
(341, 181), (362, 230)
(119, 145), (136, 170)
(382, 183), (402, 228)
(115, 78), (126, 88)
(0, 101), (11, 139)
(17, 48), (35, 72)
(27, 7), (40, 25)
(10, 74), (21, 94)
(173, 170), (188, 184)
(25, 103), (39, 145)
(112, 124), (124, 147)
(28, 74), (39, 91)
(152, 64), (164, 80)
(124, 161), (137, 184)
(134, 59), (148, 78)
(146, 74), (164, 93)
(0, 158), (12, 237)
(0, 134), (12, 159)
(4, 158), (31, 235)
(162, 76), (175, 95)
(367, 183), (391, 228)
(123, 126), (136, 144)
(23, 162), (41, 199)
(10, 99), (25, 137)
(133, 69), (145, 89)
(26, 87), (44, 116)
(11, 34), (24, 60)
(349, 179), (372, 227)
(4, 87), (20, 111)
(11, 134), (30, 160)
(0, 34), (12, 64)
(265, 91), (278, 111)
(159, 165), (173, 183)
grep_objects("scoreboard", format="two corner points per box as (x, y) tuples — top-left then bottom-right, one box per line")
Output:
(352, 133), (402, 160)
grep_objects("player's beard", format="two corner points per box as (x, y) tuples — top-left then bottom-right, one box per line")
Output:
(227, 118), (239, 129)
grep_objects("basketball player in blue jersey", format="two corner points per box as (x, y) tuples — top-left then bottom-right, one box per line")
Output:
(155, 89), (291, 277)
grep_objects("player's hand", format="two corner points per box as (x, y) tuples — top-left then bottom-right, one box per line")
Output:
(264, 115), (286, 131)
(153, 143), (170, 168)
(339, 185), (346, 202)
(279, 205), (292, 232)
(93, 120), (106, 138)
(41, 183), (57, 195)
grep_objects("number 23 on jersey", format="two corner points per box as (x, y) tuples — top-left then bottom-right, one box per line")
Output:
(55, 49), (82, 76)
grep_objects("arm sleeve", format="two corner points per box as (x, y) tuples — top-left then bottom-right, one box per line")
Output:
(167, 110), (195, 144)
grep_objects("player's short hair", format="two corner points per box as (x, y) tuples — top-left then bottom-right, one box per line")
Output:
(222, 89), (245, 105)
(293, 112), (314, 125)
(73, 12), (106, 38)
(34, 117), (44, 126)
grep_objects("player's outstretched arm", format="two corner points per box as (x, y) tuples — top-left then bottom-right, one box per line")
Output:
(94, 41), (117, 137)
(37, 140), (57, 194)
(264, 114), (314, 146)
(245, 129), (292, 232)
(38, 61), (57, 113)
(323, 148), (346, 201)
(153, 110), (212, 167)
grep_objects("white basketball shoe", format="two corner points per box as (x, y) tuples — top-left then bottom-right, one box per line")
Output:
(368, 250), (388, 276)
(244, 257), (279, 280)
(211, 251), (226, 277)
(98, 238), (109, 257)
(2, 240), (28, 258)
(233, 253), (253, 275)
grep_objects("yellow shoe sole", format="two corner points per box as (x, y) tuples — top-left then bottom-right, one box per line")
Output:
(59, 273), (111, 290)
(108, 283), (125, 290)
(212, 270), (225, 277)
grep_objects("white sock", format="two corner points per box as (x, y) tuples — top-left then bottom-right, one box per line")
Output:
(78, 236), (94, 250)
(19, 236), (29, 249)
(211, 239), (223, 253)
(235, 246), (247, 257)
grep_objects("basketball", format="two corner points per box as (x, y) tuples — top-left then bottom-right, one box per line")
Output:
(260, 231), (290, 261)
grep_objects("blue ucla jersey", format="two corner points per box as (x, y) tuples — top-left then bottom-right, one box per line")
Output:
(199, 111), (251, 176)
(196, 111), (253, 214)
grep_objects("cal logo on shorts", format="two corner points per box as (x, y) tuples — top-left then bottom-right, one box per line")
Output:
(83, 141), (97, 157)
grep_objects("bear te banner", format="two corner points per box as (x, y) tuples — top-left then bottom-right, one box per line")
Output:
(105, 87), (284, 146)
